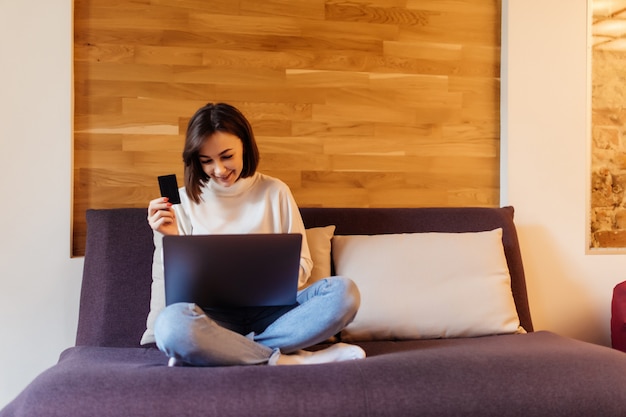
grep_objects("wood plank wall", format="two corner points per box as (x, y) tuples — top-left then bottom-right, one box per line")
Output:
(73, 0), (501, 256)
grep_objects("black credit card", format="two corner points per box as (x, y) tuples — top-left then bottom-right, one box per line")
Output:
(157, 174), (181, 204)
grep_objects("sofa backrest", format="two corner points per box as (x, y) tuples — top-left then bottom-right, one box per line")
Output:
(76, 206), (532, 347)
(76, 208), (154, 347)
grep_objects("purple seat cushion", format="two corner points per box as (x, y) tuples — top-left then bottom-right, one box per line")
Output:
(3, 332), (626, 417)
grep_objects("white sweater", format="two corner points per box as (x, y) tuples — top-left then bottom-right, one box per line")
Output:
(173, 172), (313, 287)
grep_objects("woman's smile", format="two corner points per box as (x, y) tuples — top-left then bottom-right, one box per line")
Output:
(212, 170), (236, 186)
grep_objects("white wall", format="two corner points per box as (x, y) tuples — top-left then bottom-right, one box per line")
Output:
(502, 0), (626, 345)
(0, 0), (84, 408)
(1, 0), (625, 410)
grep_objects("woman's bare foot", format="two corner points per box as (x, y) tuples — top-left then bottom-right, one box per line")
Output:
(271, 343), (366, 365)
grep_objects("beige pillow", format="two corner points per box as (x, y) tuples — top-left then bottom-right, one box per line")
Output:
(140, 226), (336, 345)
(304, 225), (336, 285)
(332, 229), (521, 342)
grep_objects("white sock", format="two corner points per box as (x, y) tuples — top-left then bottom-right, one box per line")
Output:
(271, 343), (366, 366)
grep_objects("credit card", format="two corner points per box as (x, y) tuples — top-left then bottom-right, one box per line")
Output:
(157, 174), (181, 204)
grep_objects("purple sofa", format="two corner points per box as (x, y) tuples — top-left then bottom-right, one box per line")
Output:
(3, 206), (626, 416)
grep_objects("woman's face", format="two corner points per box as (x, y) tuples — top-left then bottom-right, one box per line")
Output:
(198, 131), (244, 188)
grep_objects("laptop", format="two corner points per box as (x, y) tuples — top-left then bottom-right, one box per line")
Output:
(162, 233), (302, 308)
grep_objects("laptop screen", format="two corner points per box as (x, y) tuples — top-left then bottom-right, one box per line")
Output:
(162, 233), (302, 308)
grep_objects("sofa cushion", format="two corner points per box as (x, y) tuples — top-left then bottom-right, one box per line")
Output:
(8, 332), (626, 417)
(332, 228), (521, 341)
(140, 225), (336, 345)
(304, 225), (335, 284)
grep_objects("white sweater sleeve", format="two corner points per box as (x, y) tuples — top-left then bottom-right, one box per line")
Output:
(172, 186), (195, 235)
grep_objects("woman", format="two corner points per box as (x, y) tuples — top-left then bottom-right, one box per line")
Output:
(147, 102), (365, 366)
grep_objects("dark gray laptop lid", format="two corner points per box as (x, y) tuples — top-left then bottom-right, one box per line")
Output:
(162, 233), (302, 308)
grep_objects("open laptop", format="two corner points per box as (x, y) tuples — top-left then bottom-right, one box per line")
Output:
(162, 233), (302, 309)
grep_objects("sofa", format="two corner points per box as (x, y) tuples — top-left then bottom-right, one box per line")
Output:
(3, 206), (626, 417)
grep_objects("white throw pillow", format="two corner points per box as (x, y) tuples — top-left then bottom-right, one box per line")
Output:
(140, 226), (336, 345)
(332, 229), (521, 342)
(140, 231), (166, 345)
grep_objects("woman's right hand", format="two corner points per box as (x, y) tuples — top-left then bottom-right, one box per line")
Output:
(147, 197), (179, 236)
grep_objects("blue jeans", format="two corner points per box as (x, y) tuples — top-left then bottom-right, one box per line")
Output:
(154, 276), (360, 366)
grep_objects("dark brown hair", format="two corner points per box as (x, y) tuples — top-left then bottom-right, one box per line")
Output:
(182, 103), (260, 203)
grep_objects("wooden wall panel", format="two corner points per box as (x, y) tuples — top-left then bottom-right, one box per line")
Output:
(72, 0), (501, 256)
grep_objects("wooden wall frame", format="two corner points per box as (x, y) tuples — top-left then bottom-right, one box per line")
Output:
(72, 0), (502, 256)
